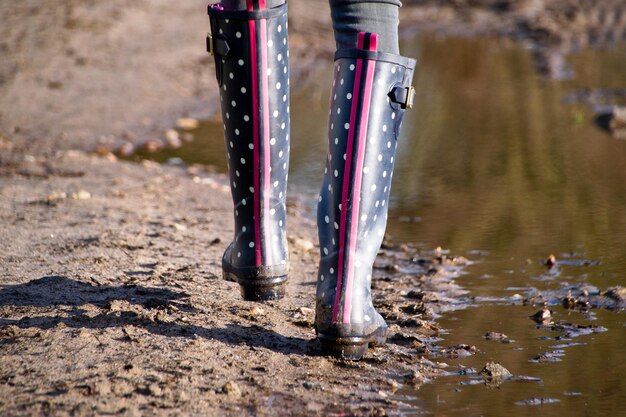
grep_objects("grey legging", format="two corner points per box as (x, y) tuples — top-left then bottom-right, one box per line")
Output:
(220, 0), (401, 54)
(329, 0), (401, 54)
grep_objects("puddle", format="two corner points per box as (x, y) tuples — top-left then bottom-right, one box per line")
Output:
(125, 34), (626, 416)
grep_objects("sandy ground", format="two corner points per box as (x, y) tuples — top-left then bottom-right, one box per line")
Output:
(1, 0), (625, 415)
(0, 0), (334, 156)
(0, 152), (469, 416)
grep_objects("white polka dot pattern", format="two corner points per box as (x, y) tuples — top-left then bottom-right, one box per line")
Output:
(208, 3), (290, 275)
(316, 50), (416, 330)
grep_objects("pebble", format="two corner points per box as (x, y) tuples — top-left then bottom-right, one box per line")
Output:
(118, 141), (135, 156)
(249, 306), (265, 316)
(71, 190), (91, 200)
(483, 332), (512, 343)
(176, 118), (200, 130)
(610, 106), (626, 130)
(603, 286), (626, 302)
(406, 290), (424, 299)
(148, 383), (163, 397)
(544, 254), (557, 267)
(173, 223), (187, 231)
(222, 381), (241, 397)
(530, 309), (552, 323)
(143, 139), (163, 153)
(47, 191), (67, 201)
(480, 362), (512, 379)
(165, 129), (182, 148)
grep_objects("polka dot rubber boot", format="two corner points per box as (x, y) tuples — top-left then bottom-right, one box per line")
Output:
(315, 32), (416, 360)
(208, 0), (290, 301)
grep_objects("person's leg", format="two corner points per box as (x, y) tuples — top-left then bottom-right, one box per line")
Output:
(329, 0), (401, 54)
(315, 2), (416, 359)
(207, 0), (290, 301)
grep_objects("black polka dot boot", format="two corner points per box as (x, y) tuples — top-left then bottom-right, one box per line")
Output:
(315, 32), (416, 359)
(207, 0), (290, 301)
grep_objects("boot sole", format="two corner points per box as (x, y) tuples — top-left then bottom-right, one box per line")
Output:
(222, 270), (288, 301)
(317, 330), (387, 360)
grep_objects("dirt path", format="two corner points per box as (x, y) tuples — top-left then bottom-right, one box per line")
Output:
(0, 0), (334, 156)
(0, 151), (471, 416)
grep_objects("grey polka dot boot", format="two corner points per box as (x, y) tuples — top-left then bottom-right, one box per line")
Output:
(315, 32), (416, 359)
(207, 0), (290, 301)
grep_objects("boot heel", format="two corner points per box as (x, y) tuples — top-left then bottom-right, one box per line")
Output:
(318, 337), (369, 360)
(239, 282), (286, 301)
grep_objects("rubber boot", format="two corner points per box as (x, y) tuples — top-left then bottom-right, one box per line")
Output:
(207, 0), (290, 301)
(315, 32), (416, 359)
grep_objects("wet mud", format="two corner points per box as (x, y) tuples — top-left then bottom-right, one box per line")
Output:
(1, 152), (474, 416)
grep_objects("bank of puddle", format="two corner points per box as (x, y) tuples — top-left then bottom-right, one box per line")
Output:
(124, 34), (626, 416)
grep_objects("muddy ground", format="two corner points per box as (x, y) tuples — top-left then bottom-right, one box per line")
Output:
(0, 151), (471, 416)
(1, 0), (625, 416)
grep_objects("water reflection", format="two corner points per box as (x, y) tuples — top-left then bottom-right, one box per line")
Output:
(390, 35), (626, 417)
(128, 34), (626, 416)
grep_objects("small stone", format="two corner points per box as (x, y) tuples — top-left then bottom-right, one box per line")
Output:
(47, 191), (67, 202)
(298, 307), (313, 315)
(610, 106), (626, 130)
(222, 381), (241, 397)
(166, 157), (184, 166)
(148, 383), (163, 397)
(249, 306), (265, 316)
(484, 332), (512, 343)
(544, 254), (557, 267)
(173, 223), (187, 231)
(291, 307), (314, 328)
(480, 362), (512, 380)
(118, 142), (135, 156)
(530, 309), (552, 323)
(404, 370), (425, 384)
(602, 286), (626, 303)
(71, 190), (91, 200)
(165, 129), (182, 148)
(143, 139), (163, 153)
(176, 118), (200, 130)
(302, 381), (317, 390)
(406, 290), (424, 299)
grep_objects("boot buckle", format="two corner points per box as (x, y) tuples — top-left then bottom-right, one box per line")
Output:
(207, 33), (214, 56)
(390, 85), (416, 109)
(405, 86), (415, 109)
(207, 33), (230, 58)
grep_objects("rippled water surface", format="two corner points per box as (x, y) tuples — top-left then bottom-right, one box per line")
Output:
(131, 35), (626, 416)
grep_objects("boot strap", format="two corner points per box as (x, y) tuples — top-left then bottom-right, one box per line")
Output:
(206, 33), (231, 57)
(389, 85), (415, 109)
